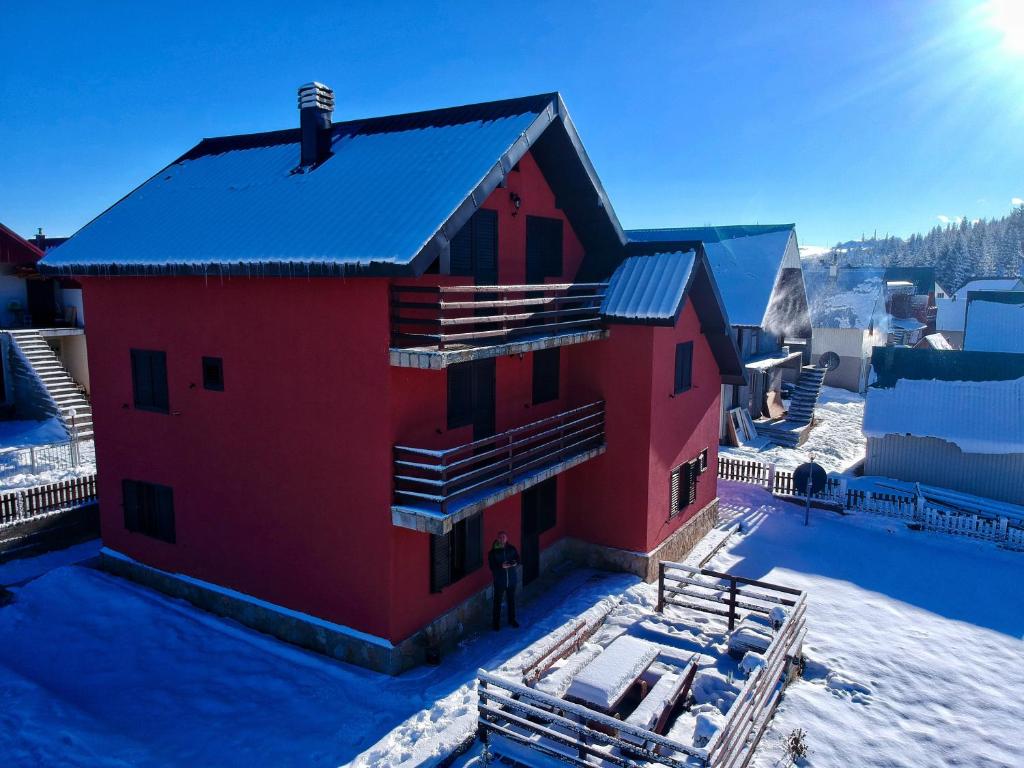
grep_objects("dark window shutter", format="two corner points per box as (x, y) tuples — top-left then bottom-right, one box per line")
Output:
(131, 349), (169, 412)
(123, 479), (140, 531)
(532, 348), (560, 404)
(152, 353), (169, 410)
(670, 468), (681, 517)
(526, 216), (563, 283)
(202, 357), (224, 391)
(687, 459), (699, 505)
(463, 513), (483, 574)
(430, 532), (452, 593)
(450, 225), (473, 276)
(472, 209), (498, 283)
(674, 342), (693, 394)
(156, 485), (176, 543)
(447, 362), (473, 429)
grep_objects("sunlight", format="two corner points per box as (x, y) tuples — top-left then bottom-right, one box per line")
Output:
(985, 0), (1024, 54)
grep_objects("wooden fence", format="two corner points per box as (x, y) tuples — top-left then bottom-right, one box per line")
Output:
(717, 455), (1024, 550)
(0, 474), (98, 528)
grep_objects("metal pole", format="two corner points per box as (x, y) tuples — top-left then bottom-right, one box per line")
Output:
(804, 472), (813, 527)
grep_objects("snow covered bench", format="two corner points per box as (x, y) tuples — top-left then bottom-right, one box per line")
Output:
(565, 635), (659, 714)
(624, 659), (698, 735)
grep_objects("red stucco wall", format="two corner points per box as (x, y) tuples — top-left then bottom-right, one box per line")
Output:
(565, 300), (721, 554)
(82, 275), (397, 638)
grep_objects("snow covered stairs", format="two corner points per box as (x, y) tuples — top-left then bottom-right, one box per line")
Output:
(6, 330), (94, 440)
(756, 365), (827, 448)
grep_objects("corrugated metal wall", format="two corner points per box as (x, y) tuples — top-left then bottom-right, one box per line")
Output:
(865, 435), (1024, 504)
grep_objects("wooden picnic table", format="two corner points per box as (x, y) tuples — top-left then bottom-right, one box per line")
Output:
(564, 635), (660, 714)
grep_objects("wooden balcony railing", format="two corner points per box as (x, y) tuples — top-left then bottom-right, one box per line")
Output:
(390, 282), (608, 351)
(393, 401), (605, 518)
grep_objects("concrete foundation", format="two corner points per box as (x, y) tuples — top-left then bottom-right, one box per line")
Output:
(99, 497), (719, 676)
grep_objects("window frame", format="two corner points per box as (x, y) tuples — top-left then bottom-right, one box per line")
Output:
(674, 341), (693, 395)
(122, 478), (175, 543)
(130, 349), (169, 413)
(429, 512), (483, 592)
(202, 356), (224, 391)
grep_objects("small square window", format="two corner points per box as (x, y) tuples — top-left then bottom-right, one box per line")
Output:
(202, 357), (224, 391)
(674, 342), (693, 394)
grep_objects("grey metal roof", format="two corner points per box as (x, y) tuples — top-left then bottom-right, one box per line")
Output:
(41, 93), (625, 278)
(601, 249), (696, 323)
(600, 247), (744, 383)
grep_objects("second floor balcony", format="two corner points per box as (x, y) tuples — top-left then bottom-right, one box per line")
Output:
(389, 282), (609, 369)
(391, 401), (606, 534)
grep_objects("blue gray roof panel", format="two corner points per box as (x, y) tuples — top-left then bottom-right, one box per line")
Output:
(601, 250), (696, 323)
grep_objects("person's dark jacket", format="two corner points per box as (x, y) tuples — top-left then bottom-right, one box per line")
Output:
(488, 542), (520, 588)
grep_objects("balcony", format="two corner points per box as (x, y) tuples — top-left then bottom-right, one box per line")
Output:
(392, 401), (606, 533)
(389, 282), (609, 369)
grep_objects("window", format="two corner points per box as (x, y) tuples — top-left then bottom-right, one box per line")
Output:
(669, 457), (700, 518)
(525, 216), (563, 283)
(122, 479), (175, 543)
(430, 512), (483, 592)
(698, 448), (709, 474)
(450, 208), (498, 282)
(526, 477), (558, 534)
(674, 341), (693, 394)
(447, 358), (495, 436)
(202, 356), (224, 391)
(130, 349), (169, 413)
(532, 348), (560, 405)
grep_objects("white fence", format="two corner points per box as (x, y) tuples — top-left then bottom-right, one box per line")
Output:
(719, 456), (1024, 551)
(0, 439), (95, 482)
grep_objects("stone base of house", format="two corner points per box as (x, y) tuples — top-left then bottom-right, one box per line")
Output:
(563, 497), (720, 582)
(98, 497), (719, 676)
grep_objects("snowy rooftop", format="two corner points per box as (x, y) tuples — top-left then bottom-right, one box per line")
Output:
(922, 333), (952, 351)
(803, 267), (886, 329)
(601, 249), (695, 322)
(954, 277), (1024, 299)
(40, 93), (624, 277)
(863, 376), (1024, 453)
(626, 225), (799, 327)
(936, 297), (967, 331)
(963, 296), (1024, 353)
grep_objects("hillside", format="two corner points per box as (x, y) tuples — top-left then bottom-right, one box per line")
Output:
(803, 206), (1024, 292)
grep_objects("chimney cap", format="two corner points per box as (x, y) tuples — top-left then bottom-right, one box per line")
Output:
(298, 82), (335, 111)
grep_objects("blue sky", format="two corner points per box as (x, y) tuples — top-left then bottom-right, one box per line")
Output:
(2, 0), (1023, 247)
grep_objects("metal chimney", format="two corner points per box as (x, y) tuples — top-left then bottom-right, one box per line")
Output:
(298, 82), (335, 168)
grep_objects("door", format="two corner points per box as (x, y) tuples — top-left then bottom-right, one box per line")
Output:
(26, 279), (57, 327)
(520, 477), (556, 586)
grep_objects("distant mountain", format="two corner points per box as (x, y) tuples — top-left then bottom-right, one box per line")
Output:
(801, 206), (1024, 291)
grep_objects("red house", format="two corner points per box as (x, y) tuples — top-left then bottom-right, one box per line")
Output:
(41, 86), (743, 673)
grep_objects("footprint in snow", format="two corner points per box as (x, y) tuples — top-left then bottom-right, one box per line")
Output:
(825, 671), (873, 702)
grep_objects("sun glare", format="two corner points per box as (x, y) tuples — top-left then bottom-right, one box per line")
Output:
(986, 0), (1024, 54)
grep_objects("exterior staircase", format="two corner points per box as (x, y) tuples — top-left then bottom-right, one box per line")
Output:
(755, 365), (827, 448)
(6, 330), (94, 440)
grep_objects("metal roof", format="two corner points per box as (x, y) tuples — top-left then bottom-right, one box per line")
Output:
(601, 249), (695, 323)
(0, 222), (43, 265)
(870, 346), (1024, 388)
(600, 247), (744, 383)
(625, 225), (799, 327)
(963, 292), (1024, 353)
(40, 93), (625, 278)
(954, 277), (1024, 299)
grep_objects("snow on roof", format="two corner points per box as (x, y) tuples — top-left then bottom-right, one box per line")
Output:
(889, 316), (926, 331)
(803, 267), (886, 329)
(863, 376), (1024, 454)
(40, 94), (624, 278)
(936, 297), (967, 332)
(954, 277), (1024, 299)
(601, 249), (695, 322)
(627, 225), (797, 327)
(964, 298), (1024, 353)
(922, 333), (952, 350)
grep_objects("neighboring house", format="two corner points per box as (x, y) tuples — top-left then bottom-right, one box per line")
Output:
(884, 266), (936, 345)
(40, 86), (744, 673)
(803, 266), (889, 392)
(0, 222), (92, 435)
(962, 291), (1024, 353)
(935, 276), (1024, 349)
(626, 225), (814, 446)
(865, 347), (1024, 505)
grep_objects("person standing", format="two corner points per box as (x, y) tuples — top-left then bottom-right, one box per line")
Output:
(488, 531), (520, 630)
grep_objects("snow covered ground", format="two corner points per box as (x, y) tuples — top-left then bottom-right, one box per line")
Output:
(721, 386), (866, 473)
(0, 418), (68, 450)
(715, 481), (1024, 768)
(3, 480), (1022, 767)
(0, 439), (96, 492)
(0, 555), (635, 767)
